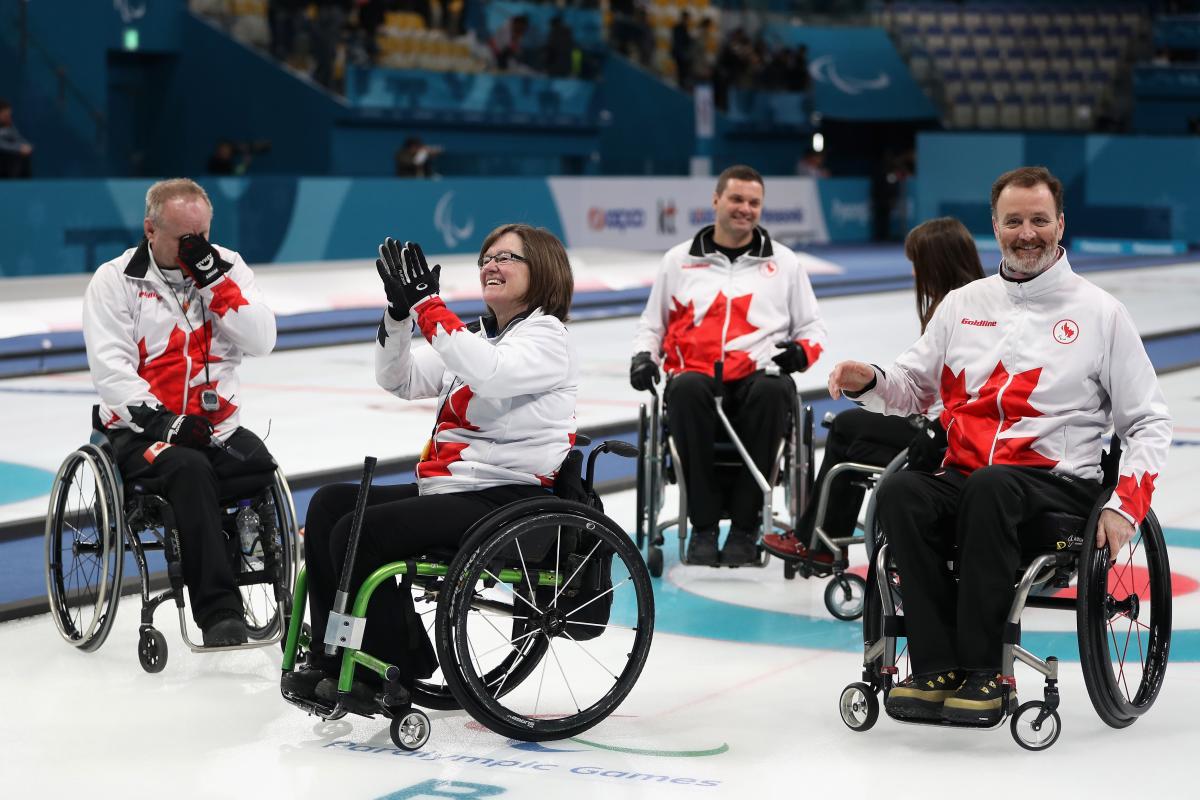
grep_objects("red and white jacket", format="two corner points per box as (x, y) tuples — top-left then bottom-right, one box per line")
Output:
(82, 240), (276, 442)
(631, 225), (827, 381)
(375, 300), (579, 495)
(854, 251), (1171, 525)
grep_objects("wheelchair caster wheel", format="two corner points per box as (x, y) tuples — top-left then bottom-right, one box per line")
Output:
(648, 546), (663, 578)
(138, 628), (168, 674)
(824, 574), (867, 621)
(1010, 701), (1061, 751)
(390, 708), (431, 751)
(783, 562), (796, 580)
(839, 683), (878, 732)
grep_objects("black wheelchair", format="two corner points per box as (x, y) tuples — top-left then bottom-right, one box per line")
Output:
(838, 444), (1172, 751)
(43, 429), (299, 672)
(634, 363), (809, 577)
(280, 437), (656, 752)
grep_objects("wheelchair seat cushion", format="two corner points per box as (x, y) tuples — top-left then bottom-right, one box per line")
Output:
(1016, 511), (1087, 558)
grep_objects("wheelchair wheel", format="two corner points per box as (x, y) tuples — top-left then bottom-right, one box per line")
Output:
(647, 545), (663, 578)
(241, 473), (300, 641)
(1077, 508), (1171, 728)
(635, 403), (648, 551)
(824, 573), (867, 621)
(839, 682), (878, 731)
(138, 626), (168, 673)
(390, 708), (431, 751)
(437, 499), (655, 741)
(1010, 701), (1061, 751)
(44, 445), (124, 652)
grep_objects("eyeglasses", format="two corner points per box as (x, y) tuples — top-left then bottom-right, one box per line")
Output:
(477, 251), (527, 269)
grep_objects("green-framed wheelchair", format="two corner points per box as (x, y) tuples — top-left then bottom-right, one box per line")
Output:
(43, 428), (300, 672)
(280, 438), (656, 751)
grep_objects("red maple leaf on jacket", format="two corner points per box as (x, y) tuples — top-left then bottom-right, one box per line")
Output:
(418, 383), (481, 478)
(940, 361), (1058, 473)
(208, 278), (249, 318)
(662, 291), (759, 380)
(1115, 472), (1157, 525)
(137, 323), (237, 427)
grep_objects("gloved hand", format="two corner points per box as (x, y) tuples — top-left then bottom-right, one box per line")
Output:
(144, 409), (214, 449)
(176, 234), (232, 288)
(395, 239), (441, 310)
(906, 418), (948, 473)
(771, 340), (809, 374)
(629, 351), (660, 392)
(376, 237), (413, 320)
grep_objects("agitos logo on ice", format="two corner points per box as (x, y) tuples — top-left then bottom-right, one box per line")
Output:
(588, 207), (645, 232)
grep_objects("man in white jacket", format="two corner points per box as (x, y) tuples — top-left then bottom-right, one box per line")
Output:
(82, 178), (278, 647)
(630, 165), (827, 566)
(828, 166), (1172, 725)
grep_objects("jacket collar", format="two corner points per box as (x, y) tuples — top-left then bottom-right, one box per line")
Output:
(999, 247), (1073, 300)
(687, 224), (774, 260)
(480, 307), (537, 338)
(124, 237), (152, 278)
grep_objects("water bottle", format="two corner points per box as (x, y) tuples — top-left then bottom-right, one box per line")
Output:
(236, 500), (263, 567)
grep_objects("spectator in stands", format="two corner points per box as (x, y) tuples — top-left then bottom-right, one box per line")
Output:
(490, 13), (531, 71)
(796, 148), (830, 178)
(395, 136), (442, 178)
(672, 11), (694, 90)
(312, 0), (351, 90)
(789, 45), (810, 93)
(545, 15), (578, 78)
(0, 98), (33, 179)
(267, 0), (308, 64)
(693, 17), (715, 85)
(354, 0), (388, 66)
(608, 0), (637, 58)
(633, 5), (655, 69)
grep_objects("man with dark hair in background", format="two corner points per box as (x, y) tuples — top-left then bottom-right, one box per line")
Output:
(629, 165), (827, 566)
(0, 99), (34, 179)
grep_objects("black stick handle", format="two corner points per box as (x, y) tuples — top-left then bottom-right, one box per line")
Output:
(327, 456), (376, 656)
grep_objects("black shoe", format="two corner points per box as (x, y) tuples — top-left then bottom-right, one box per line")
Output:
(720, 528), (758, 566)
(886, 670), (962, 721)
(942, 671), (1008, 726)
(281, 666), (328, 701)
(686, 526), (720, 567)
(201, 615), (248, 647)
(316, 677), (396, 716)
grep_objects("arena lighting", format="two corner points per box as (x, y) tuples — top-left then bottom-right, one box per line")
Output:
(812, 132), (825, 153)
(123, 28), (139, 51)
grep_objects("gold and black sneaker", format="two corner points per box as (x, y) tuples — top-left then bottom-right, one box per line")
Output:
(942, 671), (1008, 726)
(886, 670), (962, 721)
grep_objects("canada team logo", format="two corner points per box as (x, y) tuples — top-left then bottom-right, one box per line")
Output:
(1053, 319), (1079, 344)
(760, 261), (778, 277)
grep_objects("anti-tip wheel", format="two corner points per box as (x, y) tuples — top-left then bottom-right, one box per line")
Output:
(1010, 701), (1061, 751)
(137, 627), (168, 674)
(839, 682), (878, 731)
(825, 573), (867, 621)
(648, 545), (664, 578)
(390, 709), (432, 751)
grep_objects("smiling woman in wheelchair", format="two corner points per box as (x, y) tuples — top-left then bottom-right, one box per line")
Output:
(282, 225), (582, 711)
(828, 167), (1172, 728)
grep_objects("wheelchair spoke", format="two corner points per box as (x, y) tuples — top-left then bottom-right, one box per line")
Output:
(547, 639), (582, 713)
(533, 638), (551, 716)
(473, 625), (538, 662)
(559, 630), (620, 680)
(552, 539), (602, 608)
(512, 539), (542, 613)
(1109, 621), (1132, 700)
(562, 576), (631, 621)
(484, 569), (541, 615)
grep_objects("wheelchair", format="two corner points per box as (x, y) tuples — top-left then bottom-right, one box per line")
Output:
(280, 437), (656, 752)
(838, 445), (1172, 751)
(43, 428), (300, 673)
(635, 362), (810, 578)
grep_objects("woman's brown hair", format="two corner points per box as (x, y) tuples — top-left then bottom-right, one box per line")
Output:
(905, 217), (986, 333)
(479, 223), (574, 322)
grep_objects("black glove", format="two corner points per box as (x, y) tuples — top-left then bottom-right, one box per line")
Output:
(143, 409), (214, 449)
(176, 234), (232, 288)
(376, 237), (413, 320)
(396, 240), (441, 310)
(771, 340), (809, 374)
(629, 351), (660, 392)
(905, 418), (948, 473)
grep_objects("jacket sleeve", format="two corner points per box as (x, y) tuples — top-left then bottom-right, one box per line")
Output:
(411, 300), (570, 398)
(786, 257), (827, 368)
(81, 267), (162, 428)
(630, 253), (674, 360)
(200, 250), (276, 356)
(1100, 304), (1172, 525)
(852, 299), (951, 418)
(374, 311), (446, 400)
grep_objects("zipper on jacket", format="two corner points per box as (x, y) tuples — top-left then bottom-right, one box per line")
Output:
(986, 371), (1016, 465)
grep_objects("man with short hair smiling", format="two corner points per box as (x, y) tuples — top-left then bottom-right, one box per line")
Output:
(630, 165), (826, 567)
(827, 165), (1172, 726)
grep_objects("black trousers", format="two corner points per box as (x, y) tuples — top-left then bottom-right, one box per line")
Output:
(802, 407), (913, 544)
(876, 465), (1101, 674)
(665, 370), (794, 531)
(111, 427), (277, 628)
(303, 481), (546, 684)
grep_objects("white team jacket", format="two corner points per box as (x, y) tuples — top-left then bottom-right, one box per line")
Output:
(82, 240), (276, 441)
(853, 251), (1171, 525)
(631, 225), (827, 381)
(375, 300), (579, 495)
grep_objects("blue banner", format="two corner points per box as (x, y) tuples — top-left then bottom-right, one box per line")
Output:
(763, 27), (937, 121)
